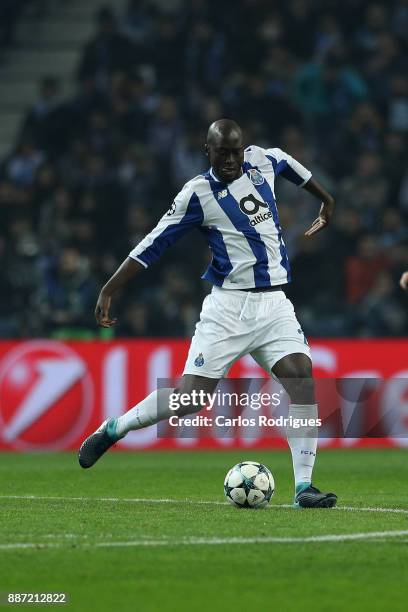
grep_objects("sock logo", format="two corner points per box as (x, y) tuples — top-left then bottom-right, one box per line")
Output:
(300, 450), (316, 456)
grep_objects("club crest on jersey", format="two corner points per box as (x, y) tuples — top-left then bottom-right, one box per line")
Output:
(248, 168), (265, 185)
(194, 353), (205, 367)
(218, 189), (228, 199)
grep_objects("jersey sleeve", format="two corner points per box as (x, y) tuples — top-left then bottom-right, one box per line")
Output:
(263, 147), (312, 187)
(129, 184), (203, 268)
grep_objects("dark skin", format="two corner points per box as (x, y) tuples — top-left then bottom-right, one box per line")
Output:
(95, 119), (335, 405)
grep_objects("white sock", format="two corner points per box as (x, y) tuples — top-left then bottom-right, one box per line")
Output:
(286, 403), (318, 490)
(115, 388), (175, 436)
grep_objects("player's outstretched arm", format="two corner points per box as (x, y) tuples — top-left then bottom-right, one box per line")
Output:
(95, 257), (144, 327)
(95, 183), (202, 327)
(302, 177), (335, 237)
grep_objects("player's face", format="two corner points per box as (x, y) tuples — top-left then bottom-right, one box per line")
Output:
(206, 133), (245, 183)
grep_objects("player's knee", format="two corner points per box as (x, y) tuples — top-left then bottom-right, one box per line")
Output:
(176, 402), (203, 417)
(274, 368), (315, 404)
(287, 376), (315, 405)
(272, 354), (315, 403)
(170, 387), (206, 417)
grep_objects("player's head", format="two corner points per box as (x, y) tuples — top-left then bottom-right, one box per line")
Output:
(205, 119), (244, 183)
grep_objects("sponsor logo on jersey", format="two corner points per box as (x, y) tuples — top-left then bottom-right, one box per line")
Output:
(248, 168), (265, 185)
(239, 194), (273, 226)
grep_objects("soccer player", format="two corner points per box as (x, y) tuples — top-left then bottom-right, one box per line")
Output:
(79, 119), (337, 509)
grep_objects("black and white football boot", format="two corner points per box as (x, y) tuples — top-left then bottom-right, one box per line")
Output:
(294, 484), (337, 508)
(78, 418), (121, 468)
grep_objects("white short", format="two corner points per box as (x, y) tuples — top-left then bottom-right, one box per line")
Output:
(183, 286), (311, 379)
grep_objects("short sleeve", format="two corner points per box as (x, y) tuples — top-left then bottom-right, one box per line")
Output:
(263, 147), (312, 187)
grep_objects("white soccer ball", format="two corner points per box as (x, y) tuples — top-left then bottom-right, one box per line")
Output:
(224, 461), (275, 508)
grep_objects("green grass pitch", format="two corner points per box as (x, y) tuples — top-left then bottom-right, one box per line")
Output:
(1, 449), (408, 611)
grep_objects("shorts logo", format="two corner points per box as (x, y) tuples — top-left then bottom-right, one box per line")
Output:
(239, 194), (272, 226)
(166, 201), (177, 216)
(248, 168), (265, 185)
(194, 353), (205, 367)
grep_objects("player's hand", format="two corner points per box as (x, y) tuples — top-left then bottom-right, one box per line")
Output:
(304, 202), (333, 237)
(399, 271), (408, 291)
(95, 291), (117, 327)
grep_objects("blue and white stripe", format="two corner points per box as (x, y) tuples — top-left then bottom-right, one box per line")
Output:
(129, 145), (312, 288)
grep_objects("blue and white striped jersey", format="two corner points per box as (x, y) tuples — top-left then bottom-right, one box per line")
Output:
(129, 145), (312, 288)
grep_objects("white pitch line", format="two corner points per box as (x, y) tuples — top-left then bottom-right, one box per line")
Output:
(0, 495), (408, 515)
(0, 495), (227, 506)
(339, 505), (408, 515)
(96, 531), (408, 546)
(5, 533), (88, 540)
(1, 530), (408, 550)
(0, 543), (61, 550)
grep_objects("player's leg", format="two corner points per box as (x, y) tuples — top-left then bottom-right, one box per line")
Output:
(272, 353), (337, 507)
(272, 352), (317, 489)
(78, 374), (219, 468)
(79, 287), (252, 468)
(109, 286), (241, 435)
(115, 373), (219, 433)
(250, 292), (337, 508)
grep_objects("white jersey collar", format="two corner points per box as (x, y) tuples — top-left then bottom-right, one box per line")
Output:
(209, 167), (220, 181)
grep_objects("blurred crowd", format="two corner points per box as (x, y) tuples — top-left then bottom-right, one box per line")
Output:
(0, 0), (407, 338)
(0, 1), (48, 49)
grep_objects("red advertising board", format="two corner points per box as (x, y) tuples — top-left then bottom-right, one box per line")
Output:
(0, 339), (407, 451)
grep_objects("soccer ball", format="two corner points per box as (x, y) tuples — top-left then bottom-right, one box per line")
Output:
(224, 461), (275, 508)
